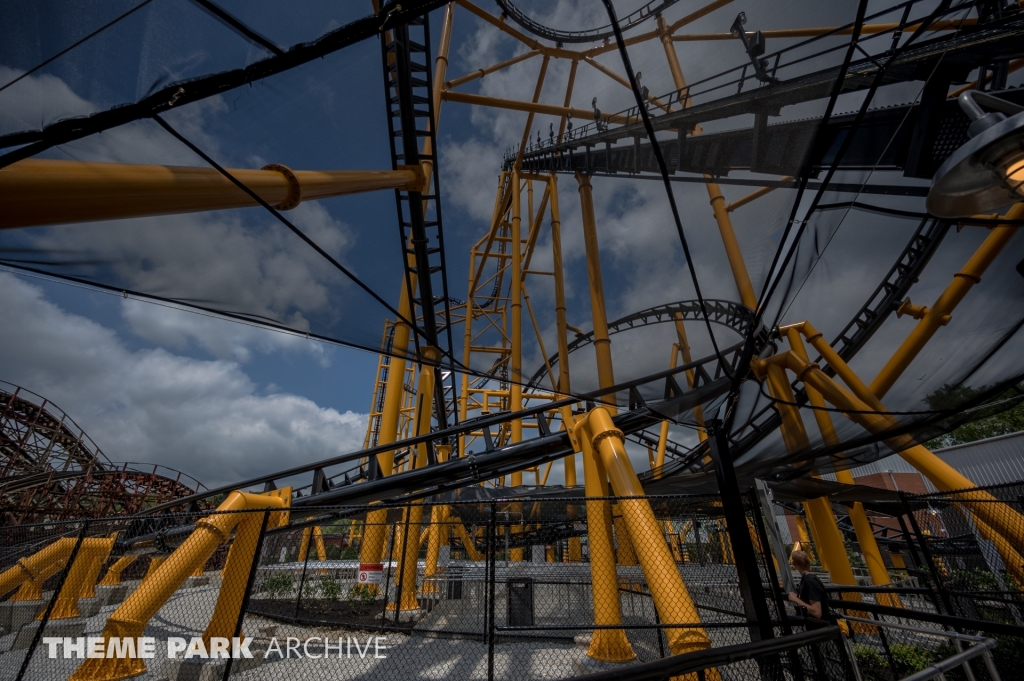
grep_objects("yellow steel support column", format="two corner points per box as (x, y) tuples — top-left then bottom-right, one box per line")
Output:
(11, 578), (44, 602)
(575, 419), (635, 663)
(508, 172), (526, 560)
(870, 203), (1024, 398)
(0, 537), (77, 599)
(673, 316), (708, 443)
(298, 526), (327, 562)
(144, 556), (167, 582)
(45, 538), (116, 620)
(451, 517), (485, 562)
(784, 327), (899, 606)
(80, 551), (112, 599)
(422, 446), (453, 595)
(657, 15), (757, 309)
(612, 507), (638, 566)
(576, 173), (616, 406)
(390, 348), (439, 613)
(360, 287), (415, 569)
(0, 159), (426, 229)
(510, 171), (525, 484)
(581, 408), (714, 661)
(70, 490), (285, 681)
(763, 363), (858, 590)
(793, 514), (816, 562)
(779, 351), (1024, 549)
(549, 176), (581, 558)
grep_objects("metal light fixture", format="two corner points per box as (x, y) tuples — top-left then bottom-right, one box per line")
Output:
(927, 90), (1024, 218)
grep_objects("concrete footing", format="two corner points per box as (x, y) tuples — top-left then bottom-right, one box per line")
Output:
(184, 576), (210, 588)
(160, 656), (263, 681)
(10, 617), (86, 651)
(0, 600), (44, 636)
(159, 640), (268, 681)
(571, 653), (638, 676)
(76, 597), (103, 619)
(96, 584), (131, 606)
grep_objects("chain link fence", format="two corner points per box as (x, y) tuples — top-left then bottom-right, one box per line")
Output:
(0, 493), (859, 681)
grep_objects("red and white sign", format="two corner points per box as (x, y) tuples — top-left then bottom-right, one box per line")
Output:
(357, 563), (383, 584)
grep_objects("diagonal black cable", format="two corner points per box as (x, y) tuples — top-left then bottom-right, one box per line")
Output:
(153, 114), (436, 353)
(186, 0), (283, 56)
(0, 0), (156, 94)
(761, 0), (959, 335)
(748, 0), (870, 337)
(599, 0), (734, 382)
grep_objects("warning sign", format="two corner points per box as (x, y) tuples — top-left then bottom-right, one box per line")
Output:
(357, 563), (383, 584)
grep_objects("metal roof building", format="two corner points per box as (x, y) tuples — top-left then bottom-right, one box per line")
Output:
(841, 431), (1024, 491)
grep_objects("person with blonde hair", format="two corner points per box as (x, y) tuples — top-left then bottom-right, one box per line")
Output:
(787, 550), (831, 628)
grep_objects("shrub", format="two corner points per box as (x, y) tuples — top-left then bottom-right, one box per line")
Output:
(263, 572), (294, 599)
(319, 577), (342, 602)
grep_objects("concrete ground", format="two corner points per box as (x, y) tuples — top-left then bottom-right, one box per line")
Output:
(0, 563), (765, 681)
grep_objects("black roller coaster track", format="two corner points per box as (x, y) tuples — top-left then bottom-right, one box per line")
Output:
(525, 299), (758, 390)
(493, 0), (682, 45)
(136, 339), (744, 517)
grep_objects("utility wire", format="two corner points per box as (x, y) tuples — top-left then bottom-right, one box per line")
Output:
(0, 0), (157, 95)
(186, 0), (283, 56)
(152, 114), (443, 360)
(599, 0), (735, 382)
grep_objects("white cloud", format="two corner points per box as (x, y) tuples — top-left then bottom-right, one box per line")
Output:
(0, 273), (367, 488)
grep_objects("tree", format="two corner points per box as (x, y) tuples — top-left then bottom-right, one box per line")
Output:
(923, 383), (1024, 449)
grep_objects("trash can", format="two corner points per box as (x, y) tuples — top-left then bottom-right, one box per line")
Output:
(507, 577), (534, 627)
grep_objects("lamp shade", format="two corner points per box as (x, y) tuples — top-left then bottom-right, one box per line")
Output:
(927, 109), (1024, 219)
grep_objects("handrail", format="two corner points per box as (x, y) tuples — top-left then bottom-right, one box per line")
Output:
(899, 638), (999, 681)
(569, 626), (843, 681)
(829, 599), (1024, 639)
(840, 615), (1002, 681)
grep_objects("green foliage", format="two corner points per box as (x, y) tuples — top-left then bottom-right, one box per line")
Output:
(318, 577), (342, 601)
(854, 646), (890, 681)
(301, 576), (322, 600)
(889, 643), (934, 675)
(854, 643), (935, 681)
(263, 572), (294, 599)
(347, 584), (377, 614)
(325, 544), (343, 560)
(924, 384), (1024, 449)
(341, 545), (359, 560)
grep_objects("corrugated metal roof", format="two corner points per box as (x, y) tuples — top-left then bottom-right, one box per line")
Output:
(836, 430), (1024, 490)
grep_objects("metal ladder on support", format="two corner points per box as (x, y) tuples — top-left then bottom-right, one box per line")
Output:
(380, 13), (457, 449)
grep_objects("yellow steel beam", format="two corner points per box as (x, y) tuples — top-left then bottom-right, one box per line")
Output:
(97, 555), (137, 587)
(726, 178), (794, 212)
(870, 203), (1023, 398)
(576, 417), (636, 663)
(657, 17), (757, 309)
(0, 159), (425, 229)
(583, 56), (673, 113)
(580, 408), (714, 660)
(441, 90), (638, 127)
(577, 172), (617, 408)
(71, 490), (285, 681)
(769, 351), (1024, 549)
(784, 327), (900, 607)
(446, 49), (541, 90)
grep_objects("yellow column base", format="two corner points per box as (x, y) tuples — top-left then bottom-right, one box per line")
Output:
(69, 618), (146, 681)
(386, 591), (422, 613)
(587, 629), (637, 663)
(11, 579), (43, 601)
